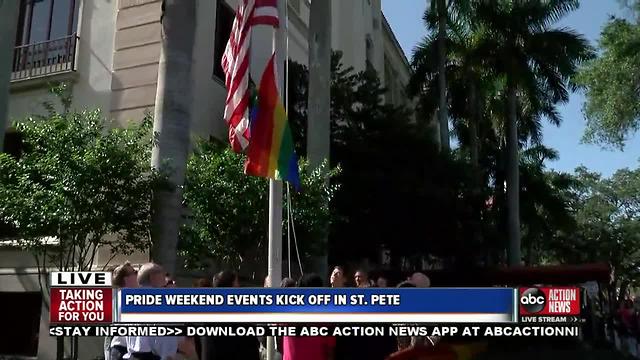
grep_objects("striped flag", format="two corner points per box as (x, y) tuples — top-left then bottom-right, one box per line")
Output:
(221, 0), (279, 153)
(245, 53), (300, 189)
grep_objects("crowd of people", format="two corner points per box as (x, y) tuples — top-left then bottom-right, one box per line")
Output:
(104, 262), (438, 360)
(614, 298), (640, 357)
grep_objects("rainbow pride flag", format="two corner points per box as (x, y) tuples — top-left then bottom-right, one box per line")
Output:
(245, 53), (300, 189)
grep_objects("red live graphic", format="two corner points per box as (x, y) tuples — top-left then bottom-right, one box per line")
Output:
(519, 287), (580, 316)
(50, 288), (112, 323)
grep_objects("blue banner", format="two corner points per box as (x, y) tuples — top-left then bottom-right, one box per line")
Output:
(119, 288), (515, 315)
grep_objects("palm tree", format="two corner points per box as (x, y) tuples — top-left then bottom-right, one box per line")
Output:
(421, 0), (478, 151)
(435, 0), (450, 150)
(519, 145), (576, 265)
(474, 0), (593, 266)
(150, 0), (196, 274)
(410, 6), (491, 252)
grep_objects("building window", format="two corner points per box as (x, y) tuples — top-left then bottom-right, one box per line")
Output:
(0, 292), (42, 357)
(12, 0), (79, 80)
(213, 1), (235, 80)
(15, 0), (78, 46)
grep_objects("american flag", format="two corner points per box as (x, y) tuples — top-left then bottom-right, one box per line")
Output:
(222, 0), (280, 153)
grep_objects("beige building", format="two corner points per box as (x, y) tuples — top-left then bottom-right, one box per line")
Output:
(1, 0), (412, 358)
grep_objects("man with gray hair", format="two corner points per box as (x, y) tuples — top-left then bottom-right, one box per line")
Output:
(410, 272), (439, 348)
(137, 263), (166, 288)
(124, 263), (181, 360)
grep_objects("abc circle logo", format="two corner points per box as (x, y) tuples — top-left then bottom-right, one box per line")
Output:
(520, 288), (546, 313)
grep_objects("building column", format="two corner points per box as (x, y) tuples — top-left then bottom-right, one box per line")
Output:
(0, 0), (20, 151)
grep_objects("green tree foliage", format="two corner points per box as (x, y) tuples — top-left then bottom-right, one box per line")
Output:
(288, 53), (478, 268)
(410, 0), (593, 266)
(518, 145), (576, 265)
(179, 139), (339, 271)
(546, 166), (640, 294)
(577, 17), (640, 148)
(0, 84), (158, 274)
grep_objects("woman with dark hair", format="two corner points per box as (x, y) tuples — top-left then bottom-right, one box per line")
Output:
(213, 270), (240, 287)
(113, 261), (138, 288)
(195, 277), (213, 288)
(192, 277), (213, 360)
(376, 274), (389, 288)
(201, 270), (259, 360)
(283, 273), (335, 360)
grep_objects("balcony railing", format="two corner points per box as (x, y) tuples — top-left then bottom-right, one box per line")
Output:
(11, 34), (78, 82)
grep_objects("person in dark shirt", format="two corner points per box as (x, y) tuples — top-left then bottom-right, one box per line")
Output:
(335, 274), (397, 360)
(335, 333), (397, 360)
(200, 271), (260, 360)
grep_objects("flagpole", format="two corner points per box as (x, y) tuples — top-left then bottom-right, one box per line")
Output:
(267, 177), (283, 289)
(266, 1), (287, 360)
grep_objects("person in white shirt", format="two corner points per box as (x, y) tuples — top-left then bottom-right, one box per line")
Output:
(124, 262), (182, 360)
(125, 334), (180, 360)
(105, 262), (138, 360)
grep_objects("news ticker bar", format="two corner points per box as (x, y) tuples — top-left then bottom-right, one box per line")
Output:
(49, 324), (582, 338)
(115, 287), (515, 323)
(49, 272), (582, 325)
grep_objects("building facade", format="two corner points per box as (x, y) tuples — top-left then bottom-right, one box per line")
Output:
(1, 0), (412, 358)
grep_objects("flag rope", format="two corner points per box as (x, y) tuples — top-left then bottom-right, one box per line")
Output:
(286, 183), (304, 276)
(287, 184), (292, 278)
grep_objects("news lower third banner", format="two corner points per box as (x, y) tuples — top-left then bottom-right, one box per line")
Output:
(115, 288), (517, 323)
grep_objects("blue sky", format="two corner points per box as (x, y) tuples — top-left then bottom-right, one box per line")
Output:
(381, 0), (639, 177)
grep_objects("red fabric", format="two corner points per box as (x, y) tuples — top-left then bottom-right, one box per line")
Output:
(283, 336), (336, 360)
(244, 54), (278, 177)
(222, 0), (279, 152)
(621, 308), (635, 328)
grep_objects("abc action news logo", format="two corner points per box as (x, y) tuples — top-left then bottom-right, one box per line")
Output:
(519, 287), (580, 316)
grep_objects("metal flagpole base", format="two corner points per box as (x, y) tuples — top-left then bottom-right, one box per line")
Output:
(267, 179), (283, 360)
(266, 336), (277, 360)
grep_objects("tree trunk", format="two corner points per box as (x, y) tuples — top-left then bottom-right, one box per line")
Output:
(506, 81), (521, 267)
(431, 109), (441, 149)
(150, 0), (196, 274)
(307, 0), (331, 277)
(72, 336), (79, 360)
(468, 79), (482, 258)
(56, 336), (64, 360)
(436, 0), (449, 150)
(526, 237), (537, 265)
(0, 0), (20, 151)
